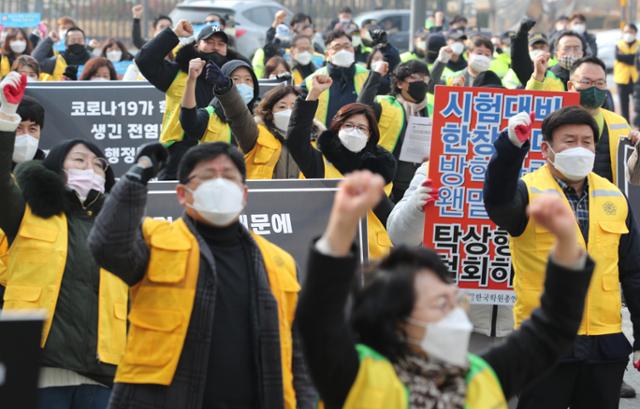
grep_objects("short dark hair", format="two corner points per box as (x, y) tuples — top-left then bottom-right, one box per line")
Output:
(256, 85), (300, 129)
(351, 246), (454, 363)
(339, 7), (353, 14)
(554, 31), (585, 53)
(325, 29), (351, 46)
(391, 60), (430, 96)
(153, 15), (173, 29)
(569, 13), (586, 23)
(469, 35), (494, 53)
(329, 103), (381, 146)
(264, 56), (291, 79)
(570, 55), (606, 76)
(626, 23), (638, 33)
(541, 105), (599, 143)
(64, 27), (85, 43)
(291, 13), (312, 26)
(206, 13), (226, 27)
(451, 15), (468, 24)
(17, 96), (45, 128)
(178, 142), (247, 183)
(291, 34), (311, 48)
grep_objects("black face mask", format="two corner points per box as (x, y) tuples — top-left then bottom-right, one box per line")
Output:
(66, 43), (86, 55)
(407, 81), (428, 102)
(199, 51), (227, 67)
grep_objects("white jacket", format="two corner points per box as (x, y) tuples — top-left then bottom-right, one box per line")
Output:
(386, 162), (514, 337)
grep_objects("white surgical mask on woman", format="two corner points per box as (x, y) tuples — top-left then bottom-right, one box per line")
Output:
(66, 168), (105, 201)
(338, 127), (368, 153)
(187, 178), (245, 227)
(548, 146), (595, 181)
(9, 40), (27, 54)
(12, 134), (39, 163)
(106, 50), (122, 62)
(407, 307), (473, 367)
(273, 109), (292, 133)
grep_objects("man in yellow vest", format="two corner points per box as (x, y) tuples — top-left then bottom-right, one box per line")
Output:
(567, 56), (640, 186)
(88, 142), (315, 409)
(614, 24), (639, 124)
(303, 29), (369, 127)
(483, 106), (640, 409)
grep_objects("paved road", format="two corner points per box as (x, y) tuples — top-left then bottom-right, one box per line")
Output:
(619, 308), (639, 409)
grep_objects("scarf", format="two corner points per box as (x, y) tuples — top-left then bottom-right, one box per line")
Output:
(393, 352), (467, 409)
(396, 94), (428, 117)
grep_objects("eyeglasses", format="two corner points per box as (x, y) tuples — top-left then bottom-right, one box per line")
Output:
(342, 122), (369, 134)
(68, 153), (109, 173)
(574, 78), (607, 88)
(329, 42), (354, 52)
(428, 292), (470, 314)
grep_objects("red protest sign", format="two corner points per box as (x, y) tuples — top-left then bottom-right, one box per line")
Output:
(423, 86), (579, 305)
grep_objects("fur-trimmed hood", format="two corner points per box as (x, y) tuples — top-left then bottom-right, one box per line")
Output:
(317, 130), (397, 184)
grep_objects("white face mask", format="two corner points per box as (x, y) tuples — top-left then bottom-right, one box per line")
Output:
(549, 146), (595, 181)
(10, 40), (27, 54)
(294, 50), (312, 66)
(450, 42), (465, 55)
(58, 30), (67, 40)
(624, 33), (636, 43)
(12, 134), (39, 163)
(529, 49), (545, 62)
(468, 53), (491, 73)
(352, 36), (362, 48)
(331, 49), (355, 68)
(572, 23), (586, 34)
(371, 60), (386, 73)
(188, 178), (245, 227)
(408, 307), (472, 367)
(66, 168), (105, 201)
(338, 127), (368, 153)
(273, 109), (292, 133)
(106, 50), (122, 62)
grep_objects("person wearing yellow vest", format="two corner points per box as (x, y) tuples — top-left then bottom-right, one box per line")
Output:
(357, 59), (441, 201)
(484, 106), (640, 409)
(32, 27), (92, 82)
(180, 58), (258, 149)
(288, 74), (396, 260)
(614, 24), (639, 124)
(296, 170), (595, 409)
(11, 54), (46, 82)
(566, 56), (640, 186)
(0, 73), (127, 408)
(136, 20), (249, 180)
(87, 142), (315, 409)
(302, 30), (369, 127)
(290, 35), (318, 86)
(0, 28), (33, 79)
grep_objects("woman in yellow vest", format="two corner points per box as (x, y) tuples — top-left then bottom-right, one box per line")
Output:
(614, 24), (639, 123)
(288, 74), (396, 259)
(11, 55), (44, 82)
(0, 73), (127, 408)
(88, 142), (315, 409)
(296, 170), (595, 409)
(0, 28), (33, 78)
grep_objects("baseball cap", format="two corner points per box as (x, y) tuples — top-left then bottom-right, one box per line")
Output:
(197, 24), (228, 43)
(528, 32), (548, 47)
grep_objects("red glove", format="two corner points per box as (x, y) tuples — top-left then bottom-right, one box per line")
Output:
(507, 111), (534, 147)
(0, 72), (27, 115)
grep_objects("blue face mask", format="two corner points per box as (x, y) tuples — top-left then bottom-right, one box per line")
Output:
(236, 83), (254, 105)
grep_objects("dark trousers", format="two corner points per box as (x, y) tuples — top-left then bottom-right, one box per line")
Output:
(618, 83), (634, 124)
(38, 385), (111, 409)
(516, 360), (627, 409)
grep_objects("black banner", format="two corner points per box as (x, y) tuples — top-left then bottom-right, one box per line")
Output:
(617, 138), (640, 230)
(146, 179), (368, 281)
(25, 80), (290, 176)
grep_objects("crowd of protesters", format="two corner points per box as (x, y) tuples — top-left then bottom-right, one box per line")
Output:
(2, 3), (640, 409)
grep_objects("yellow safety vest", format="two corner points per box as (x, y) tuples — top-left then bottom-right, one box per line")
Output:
(244, 124), (302, 179)
(614, 40), (639, 84)
(201, 105), (232, 144)
(160, 71), (188, 146)
(321, 160), (393, 260)
(116, 217), (300, 409)
(292, 69), (304, 86)
(334, 344), (507, 409)
(304, 65), (369, 126)
(39, 54), (68, 82)
(2, 207), (129, 364)
(0, 56), (10, 78)
(0, 230), (7, 286)
(376, 95), (434, 154)
(601, 108), (631, 186)
(510, 165), (628, 334)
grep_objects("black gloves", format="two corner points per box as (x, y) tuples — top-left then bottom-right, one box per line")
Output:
(205, 61), (231, 90)
(125, 142), (169, 184)
(518, 18), (536, 35)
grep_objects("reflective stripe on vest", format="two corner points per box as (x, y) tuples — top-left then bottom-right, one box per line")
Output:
(116, 217), (300, 409)
(601, 108), (631, 186)
(337, 344), (507, 409)
(305, 65), (370, 126)
(510, 165), (628, 335)
(2, 207), (128, 364)
(202, 105), (232, 144)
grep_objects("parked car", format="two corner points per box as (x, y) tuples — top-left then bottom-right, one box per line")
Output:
(169, 0), (292, 59)
(354, 10), (411, 52)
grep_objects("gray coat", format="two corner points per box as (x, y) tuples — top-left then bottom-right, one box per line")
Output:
(88, 177), (316, 409)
